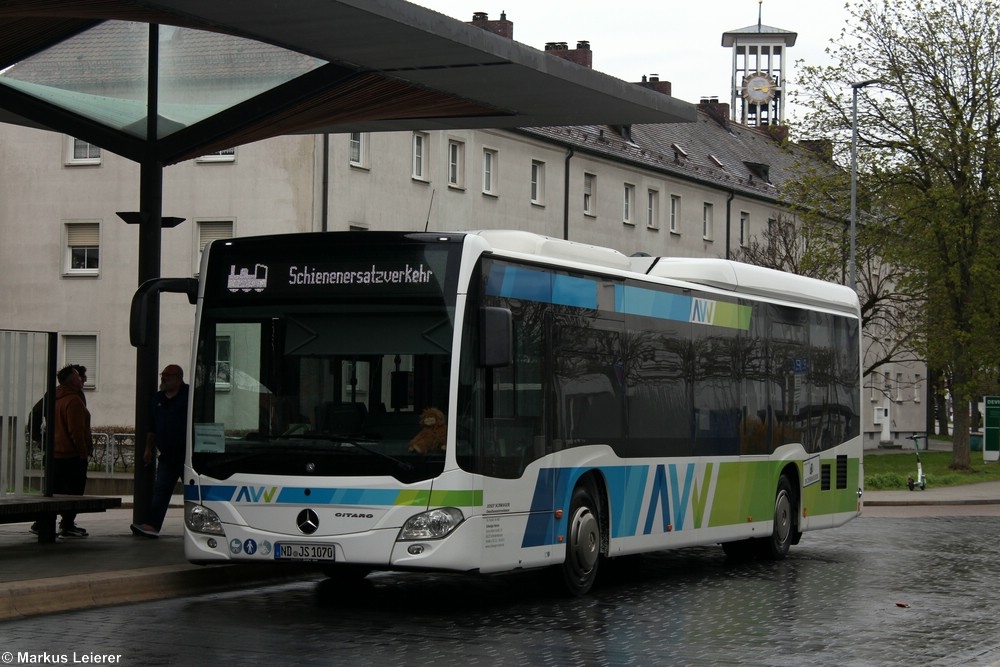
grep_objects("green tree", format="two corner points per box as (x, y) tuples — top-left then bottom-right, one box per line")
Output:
(795, 0), (1000, 468)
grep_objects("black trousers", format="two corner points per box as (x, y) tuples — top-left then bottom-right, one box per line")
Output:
(51, 457), (88, 527)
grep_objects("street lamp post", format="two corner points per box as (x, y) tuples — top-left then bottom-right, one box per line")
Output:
(850, 79), (881, 290)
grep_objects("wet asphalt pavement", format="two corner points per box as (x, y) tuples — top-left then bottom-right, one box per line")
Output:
(3, 511), (1000, 667)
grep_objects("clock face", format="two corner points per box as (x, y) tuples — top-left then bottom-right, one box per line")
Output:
(743, 73), (776, 104)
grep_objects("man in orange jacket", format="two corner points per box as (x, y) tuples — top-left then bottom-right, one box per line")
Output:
(49, 365), (92, 537)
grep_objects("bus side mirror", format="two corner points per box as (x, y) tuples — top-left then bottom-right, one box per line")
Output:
(130, 277), (198, 347)
(480, 307), (513, 368)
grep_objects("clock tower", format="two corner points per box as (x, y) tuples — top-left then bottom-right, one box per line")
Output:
(722, 2), (797, 127)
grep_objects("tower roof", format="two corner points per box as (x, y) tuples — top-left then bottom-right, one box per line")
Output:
(722, 24), (797, 47)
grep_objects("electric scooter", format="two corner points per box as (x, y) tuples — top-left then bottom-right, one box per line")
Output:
(906, 433), (927, 491)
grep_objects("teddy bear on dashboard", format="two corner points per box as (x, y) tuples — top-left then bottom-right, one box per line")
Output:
(408, 407), (446, 454)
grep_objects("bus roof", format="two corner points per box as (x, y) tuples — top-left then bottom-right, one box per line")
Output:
(471, 230), (859, 315)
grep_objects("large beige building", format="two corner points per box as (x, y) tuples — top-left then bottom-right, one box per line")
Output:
(0, 12), (925, 445)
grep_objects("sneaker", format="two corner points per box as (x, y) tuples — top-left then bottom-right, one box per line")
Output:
(130, 523), (159, 538)
(59, 525), (88, 538)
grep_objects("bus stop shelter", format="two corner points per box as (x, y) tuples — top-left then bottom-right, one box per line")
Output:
(0, 0), (695, 521)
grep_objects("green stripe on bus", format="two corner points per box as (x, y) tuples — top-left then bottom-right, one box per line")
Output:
(709, 458), (860, 526)
(712, 301), (752, 329)
(429, 489), (484, 506)
(394, 490), (431, 506)
(393, 489), (484, 507)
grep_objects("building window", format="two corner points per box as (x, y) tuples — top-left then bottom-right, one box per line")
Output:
(670, 195), (681, 233)
(740, 211), (750, 246)
(349, 132), (369, 168)
(914, 373), (922, 403)
(647, 189), (659, 229)
(65, 137), (101, 166)
(482, 148), (498, 195)
(196, 220), (234, 274)
(703, 202), (714, 240)
(196, 147), (236, 163)
(412, 132), (429, 180)
(63, 334), (97, 389)
(215, 336), (232, 390)
(64, 222), (100, 276)
(623, 184), (635, 225)
(530, 160), (545, 205)
(583, 173), (596, 216)
(448, 140), (464, 188)
(895, 372), (904, 402)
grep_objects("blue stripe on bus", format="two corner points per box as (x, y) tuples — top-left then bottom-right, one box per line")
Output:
(617, 284), (691, 321)
(552, 274), (598, 309)
(275, 487), (400, 505)
(520, 465), (654, 548)
(486, 263), (745, 330)
(195, 485), (238, 502)
(521, 465), (678, 547)
(191, 484), (403, 505)
(602, 465), (650, 538)
(521, 467), (576, 548)
(486, 265), (597, 309)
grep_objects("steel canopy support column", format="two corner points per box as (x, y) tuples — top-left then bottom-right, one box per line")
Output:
(121, 168), (184, 524)
(124, 25), (186, 525)
(130, 168), (163, 524)
(131, 25), (163, 525)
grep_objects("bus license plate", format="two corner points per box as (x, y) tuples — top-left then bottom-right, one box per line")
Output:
(274, 543), (336, 562)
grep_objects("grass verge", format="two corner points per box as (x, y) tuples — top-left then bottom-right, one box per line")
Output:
(864, 448), (1000, 490)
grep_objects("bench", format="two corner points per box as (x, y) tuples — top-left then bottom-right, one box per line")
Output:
(0, 495), (122, 543)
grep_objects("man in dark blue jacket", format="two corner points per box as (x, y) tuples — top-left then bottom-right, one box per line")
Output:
(130, 364), (188, 538)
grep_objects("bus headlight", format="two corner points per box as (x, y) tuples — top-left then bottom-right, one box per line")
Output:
(185, 503), (225, 535)
(398, 507), (464, 541)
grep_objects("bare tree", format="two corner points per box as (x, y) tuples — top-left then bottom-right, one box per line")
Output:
(731, 200), (922, 381)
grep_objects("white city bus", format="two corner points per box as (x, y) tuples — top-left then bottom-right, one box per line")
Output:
(133, 230), (862, 595)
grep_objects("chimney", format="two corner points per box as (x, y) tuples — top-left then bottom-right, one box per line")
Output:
(763, 124), (789, 145)
(699, 97), (730, 129)
(468, 11), (514, 39)
(633, 73), (671, 96)
(543, 40), (593, 68)
(800, 139), (834, 161)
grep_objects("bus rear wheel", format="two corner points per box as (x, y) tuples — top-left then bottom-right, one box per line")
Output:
(757, 474), (795, 560)
(560, 481), (602, 596)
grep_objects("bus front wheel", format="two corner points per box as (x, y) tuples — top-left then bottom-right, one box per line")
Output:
(757, 474), (795, 560)
(560, 481), (602, 596)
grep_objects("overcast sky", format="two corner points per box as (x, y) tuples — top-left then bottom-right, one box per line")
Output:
(413, 1), (850, 120)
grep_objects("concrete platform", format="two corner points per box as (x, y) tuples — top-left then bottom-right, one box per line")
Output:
(0, 501), (318, 620)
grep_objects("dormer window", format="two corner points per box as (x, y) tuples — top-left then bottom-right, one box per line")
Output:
(743, 161), (771, 183)
(671, 143), (688, 163)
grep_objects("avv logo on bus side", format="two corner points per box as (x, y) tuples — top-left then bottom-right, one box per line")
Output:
(690, 298), (716, 325)
(235, 486), (279, 503)
(641, 462), (717, 534)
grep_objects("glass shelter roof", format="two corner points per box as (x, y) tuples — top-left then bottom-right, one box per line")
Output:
(1, 22), (326, 140)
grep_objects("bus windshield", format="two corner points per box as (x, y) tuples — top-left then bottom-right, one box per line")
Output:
(189, 233), (461, 483)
